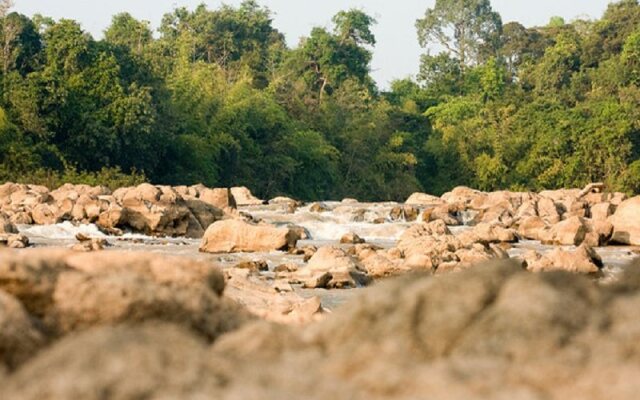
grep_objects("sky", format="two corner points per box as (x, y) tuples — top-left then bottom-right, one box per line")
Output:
(13, 0), (615, 88)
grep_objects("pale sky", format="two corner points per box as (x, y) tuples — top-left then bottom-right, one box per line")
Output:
(13, 0), (615, 88)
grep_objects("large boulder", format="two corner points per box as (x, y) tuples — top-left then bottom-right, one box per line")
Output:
(525, 244), (603, 274)
(0, 323), (226, 400)
(544, 216), (587, 246)
(231, 186), (264, 206)
(200, 220), (299, 253)
(609, 196), (640, 245)
(0, 249), (250, 340)
(196, 187), (237, 209)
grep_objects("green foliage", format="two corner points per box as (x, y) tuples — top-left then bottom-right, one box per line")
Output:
(1, 0), (640, 201)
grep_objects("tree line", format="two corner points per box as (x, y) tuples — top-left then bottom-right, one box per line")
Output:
(0, 0), (638, 200)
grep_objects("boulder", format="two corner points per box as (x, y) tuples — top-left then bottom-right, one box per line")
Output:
(389, 205), (419, 222)
(31, 204), (60, 225)
(199, 220), (299, 253)
(609, 196), (640, 245)
(197, 187), (237, 209)
(0, 213), (17, 234)
(517, 216), (548, 241)
(537, 197), (562, 224)
(405, 192), (442, 206)
(0, 290), (45, 370)
(0, 323), (226, 400)
(526, 244), (603, 274)
(421, 204), (460, 225)
(309, 202), (330, 213)
(296, 246), (370, 289)
(590, 202), (615, 221)
(545, 216), (587, 246)
(470, 223), (517, 243)
(49, 269), (245, 339)
(230, 187), (263, 206)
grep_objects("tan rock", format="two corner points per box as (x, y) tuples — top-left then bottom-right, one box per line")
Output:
(0, 290), (45, 370)
(609, 196), (640, 245)
(545, 216), (587, 246)
(590, 202), (615, 221)
(199, 220), (299, 253)
(198, 187), (237, 209)
(517, 216), (548, 241)
(297, 246), (370, 289)
(405, 192), (442, 206)
(340, 232), (365, 244)
(230, 187), (263, 206)
(526, 244), (603, 274)
(537, 197), (562, 224)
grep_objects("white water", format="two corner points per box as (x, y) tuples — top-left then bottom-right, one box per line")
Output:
(249, 202), (420, 242)
(19, 221), (109, 240)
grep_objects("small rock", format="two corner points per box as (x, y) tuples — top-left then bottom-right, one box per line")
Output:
(234, 260), (269, 273)
(340, 232), (365, 244)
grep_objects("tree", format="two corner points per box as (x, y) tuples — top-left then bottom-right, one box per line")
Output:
(105, 13), (152, 55)
(416, 0), (502, 69)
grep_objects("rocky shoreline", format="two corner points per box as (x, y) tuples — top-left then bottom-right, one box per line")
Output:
(1, 182), (640, 398)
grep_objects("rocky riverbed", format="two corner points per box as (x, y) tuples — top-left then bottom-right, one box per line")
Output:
(1, 182), (640, 399)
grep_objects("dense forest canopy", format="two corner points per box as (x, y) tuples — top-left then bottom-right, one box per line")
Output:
(0, 0), (639, 200)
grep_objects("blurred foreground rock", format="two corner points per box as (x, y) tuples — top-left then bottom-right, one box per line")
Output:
(2, 258), (640, 399)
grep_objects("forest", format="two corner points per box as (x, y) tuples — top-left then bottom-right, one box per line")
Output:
(0, 0), (639, 201)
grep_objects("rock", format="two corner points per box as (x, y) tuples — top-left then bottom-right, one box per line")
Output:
(230, 186), (263, 206)
(405, 192), (442, 206)
(184, 199), (225, 236)
(297, 246), (370, 289)
(234, 260), (269, 273)
(0, 290), (45, 370)
(71, 238), (108, 252)
(63, 251), (226, 296)
(31, 204), (60, 225)
(357, 249), (408, 278)
(517, 216), (548, 241)
(590, 202), (615, 221)
(0, 213), (17, 234)
(340, 232), (365, 244)
(7, 234), (29, 249)
(537, 197), (562, 224)
(341, 198), (358, 204)
(274, 263), (298, 274)
(49, 269), (246, 339)
(0, 249), (71, 317)
(197, 187), (237, 209)
(269, 196), (301, 207)
(0, 323), (226, 400)
(199, 220), (299, 253)
(545, 216), (587, 246)
(470, 223), (517, 243)
(583, 219), (614, 247)
(609, 196), (640, 245)
(526, 244), (603, 274)
(389, 205), (419, 222)
(421, 204), (460, 225)
(441, 186), (482, 205)
(115, 184), (195, 238)
(309, 202), (330, 213)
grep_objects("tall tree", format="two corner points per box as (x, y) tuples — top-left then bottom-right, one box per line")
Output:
(416, 0), (502, 69)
